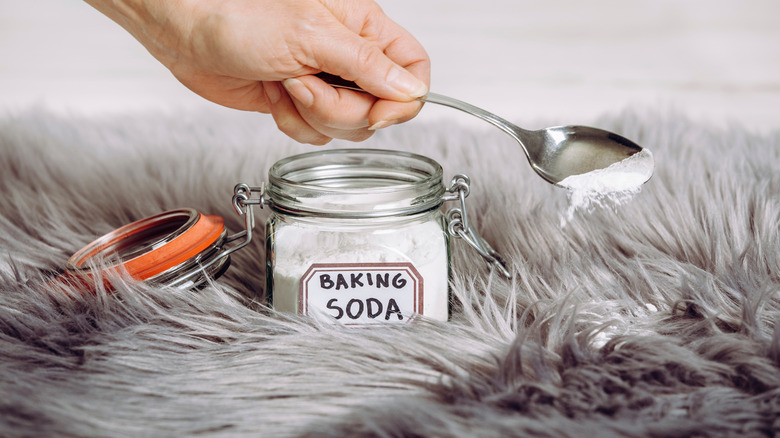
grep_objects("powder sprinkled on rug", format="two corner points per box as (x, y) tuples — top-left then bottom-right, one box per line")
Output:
(559, 149), (654, 226)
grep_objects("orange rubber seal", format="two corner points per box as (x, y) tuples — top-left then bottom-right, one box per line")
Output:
(66, 209), (225, 281)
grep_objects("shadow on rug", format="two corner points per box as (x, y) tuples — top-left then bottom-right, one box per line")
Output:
(0, 108), (778, 437)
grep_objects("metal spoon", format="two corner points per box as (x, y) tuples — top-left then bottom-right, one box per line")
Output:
(316, 73), (649, 186)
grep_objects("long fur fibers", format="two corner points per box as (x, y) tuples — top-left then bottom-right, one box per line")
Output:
(0, 108), (778, 437)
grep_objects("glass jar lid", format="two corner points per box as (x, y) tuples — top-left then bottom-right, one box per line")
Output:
(65, 208), (231, 289)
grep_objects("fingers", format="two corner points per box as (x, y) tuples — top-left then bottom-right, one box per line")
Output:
(264, 76), (383, 144)
(174, 71), (275, 113)
(268, 72), (425, 144)
(366, 99), (424, 130)
(264, 81), (331, 145)
(308, 37), (427, 102)
(301, 2), (430, 102)
(282, 75), (377, 141)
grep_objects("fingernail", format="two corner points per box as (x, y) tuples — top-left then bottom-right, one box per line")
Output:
(282, 78), (314, 107)
(264, 82), (282, 104)
(387, 66), (428, 98)
(368, 119), (398, 131)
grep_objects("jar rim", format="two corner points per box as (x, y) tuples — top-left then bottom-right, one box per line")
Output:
(267, 148), (445, 218)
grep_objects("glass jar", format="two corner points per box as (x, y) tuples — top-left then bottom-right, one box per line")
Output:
(264, 149), (451, 323)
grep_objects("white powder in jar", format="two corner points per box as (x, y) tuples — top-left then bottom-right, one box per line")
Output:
(269, 216), (450, 324)
(558, 149), (654, 226)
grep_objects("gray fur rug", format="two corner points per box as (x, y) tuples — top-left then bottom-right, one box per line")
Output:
(1, 107), (778, 437)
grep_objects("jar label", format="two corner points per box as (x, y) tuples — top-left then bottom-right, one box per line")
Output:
(299, 263), (423, 324)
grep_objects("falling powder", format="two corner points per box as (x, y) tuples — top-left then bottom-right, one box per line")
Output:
(558, 149), (654, 226)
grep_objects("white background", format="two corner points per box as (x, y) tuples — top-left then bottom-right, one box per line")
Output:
(2, 0), (779, 133)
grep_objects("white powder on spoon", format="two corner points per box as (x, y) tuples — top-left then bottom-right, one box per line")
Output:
(558, 149), (654, 226)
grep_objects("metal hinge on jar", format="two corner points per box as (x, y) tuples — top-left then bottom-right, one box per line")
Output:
(231, 182), (267, 242)
(443, 174), (512, 279)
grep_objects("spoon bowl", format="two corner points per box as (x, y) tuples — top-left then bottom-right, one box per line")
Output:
(317, 72), (650, 186)
(531, 125), (643, 185)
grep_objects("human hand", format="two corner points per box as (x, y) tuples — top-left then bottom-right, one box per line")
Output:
(85, 0), (430, 144)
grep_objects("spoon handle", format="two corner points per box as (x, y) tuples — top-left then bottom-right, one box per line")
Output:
(314, 73), (529, 146)
(420, 93), (528, 144)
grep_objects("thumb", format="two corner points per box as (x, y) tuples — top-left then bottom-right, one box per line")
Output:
(307, 24), (428, 102)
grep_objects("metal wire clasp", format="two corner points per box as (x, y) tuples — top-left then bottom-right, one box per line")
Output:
(232, 183), (266, 215)
(191, 183), (262, 268)
(444, 174), (511, 279)
(228, 182), (268, 248)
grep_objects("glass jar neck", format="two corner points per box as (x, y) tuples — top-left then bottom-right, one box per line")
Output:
(267, 149), (445, 218)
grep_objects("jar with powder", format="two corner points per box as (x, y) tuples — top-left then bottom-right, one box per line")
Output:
(62, 149), (508, 325)
(234, 149), (509, 325)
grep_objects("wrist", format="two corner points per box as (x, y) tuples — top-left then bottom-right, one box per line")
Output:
(83, 0), (198, 67)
